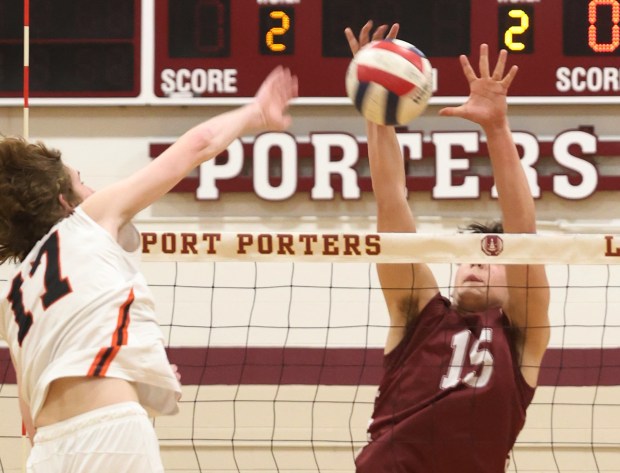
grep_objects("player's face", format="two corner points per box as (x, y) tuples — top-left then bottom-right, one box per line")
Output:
(66, 166), (94, 203)
(452, 263), (508, 313)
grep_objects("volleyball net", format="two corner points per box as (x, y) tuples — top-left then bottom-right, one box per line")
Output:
(1, 231), (620, 472)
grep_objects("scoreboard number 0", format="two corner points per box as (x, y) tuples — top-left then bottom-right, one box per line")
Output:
(588, 0), (620, 53)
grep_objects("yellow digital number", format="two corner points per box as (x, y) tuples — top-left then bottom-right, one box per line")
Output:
(265, 11), (290, 53)
(504, 9), (530, 51)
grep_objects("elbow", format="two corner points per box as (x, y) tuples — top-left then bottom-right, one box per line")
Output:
(192, 127), (218, 157)
(184, 125), (224, 163)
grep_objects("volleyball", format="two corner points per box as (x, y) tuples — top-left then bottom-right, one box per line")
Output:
(345, 39), (433, 126)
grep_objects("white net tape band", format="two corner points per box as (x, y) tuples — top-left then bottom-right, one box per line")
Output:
(140, 231), (620, 264)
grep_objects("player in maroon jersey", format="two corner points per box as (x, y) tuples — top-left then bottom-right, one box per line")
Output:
(344, 22), (550, 472)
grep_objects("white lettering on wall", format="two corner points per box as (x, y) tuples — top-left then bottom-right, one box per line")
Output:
(310, 133), (360, 200)
(160, 68), (238, 96)
(253, 133), (298, 201)
(196, 139), (244, 199)
(398, 132), (424, 198)
(553, 131), (598, 199)
(164, 130), (608, 201)
(432, 132), (481, 199)
(556, 67), (620, 93)
(491, 132), (541, 198)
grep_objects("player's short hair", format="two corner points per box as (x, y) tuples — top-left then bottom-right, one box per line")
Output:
(459, 221), (504, 234)
(0, 136), (78, 263)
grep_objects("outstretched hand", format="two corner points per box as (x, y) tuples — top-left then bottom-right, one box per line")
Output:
(439, 44), (517, 130)
(344, 20), (399, 56)
(253, 66), (298, 131)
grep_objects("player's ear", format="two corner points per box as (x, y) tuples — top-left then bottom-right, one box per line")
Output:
(58, 193), (74, 214)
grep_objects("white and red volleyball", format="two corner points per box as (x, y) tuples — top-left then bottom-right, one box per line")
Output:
(346, 39), (433, 125)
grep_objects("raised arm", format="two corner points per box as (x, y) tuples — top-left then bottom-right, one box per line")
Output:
(82, 66), (298, 239)
(440, 46), (550, 385)
(345, 22), (438, 353)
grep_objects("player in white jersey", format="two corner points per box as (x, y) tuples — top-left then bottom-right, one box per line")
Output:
(0, 66), (298, 472)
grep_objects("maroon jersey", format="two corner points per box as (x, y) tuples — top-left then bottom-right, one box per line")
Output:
(356, 293), (535, 473)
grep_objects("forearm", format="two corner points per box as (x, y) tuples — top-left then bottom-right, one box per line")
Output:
(367, 123), (435, 331)
(367, 123), (406, 194)
(367, 122), (416, 233)
(485, 122), (536, 233)
(85, 102), (266, 230)
(181, 102), (264, 165)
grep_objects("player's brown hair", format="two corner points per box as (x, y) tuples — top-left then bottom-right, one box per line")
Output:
(460, 221), (504, 234)
(0, 136), (78, 263)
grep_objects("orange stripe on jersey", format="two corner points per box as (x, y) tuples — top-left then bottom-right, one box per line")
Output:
(87, 288), (135, 377)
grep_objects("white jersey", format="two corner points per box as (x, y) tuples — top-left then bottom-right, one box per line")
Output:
(0, 207), (181, 422)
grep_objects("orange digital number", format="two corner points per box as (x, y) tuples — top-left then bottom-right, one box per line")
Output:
(588, 0), (620, 52)
(265, 10), (290, 53)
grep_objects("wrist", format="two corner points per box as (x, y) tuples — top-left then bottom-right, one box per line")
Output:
(245, 101), (266, 131)
(482, 119), (510, 137)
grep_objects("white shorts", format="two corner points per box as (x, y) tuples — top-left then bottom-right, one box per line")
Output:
(27, 401), (164, 473)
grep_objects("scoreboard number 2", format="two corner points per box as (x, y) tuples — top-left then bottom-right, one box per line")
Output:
(259, 7), (295, 55)
(265, 10), (291, 53)
(504, 9), (530, 52)
(499, 5), (534, 54)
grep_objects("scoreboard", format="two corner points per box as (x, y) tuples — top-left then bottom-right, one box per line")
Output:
(0, 0), (140, 98)
(0, 0), (619, 104)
